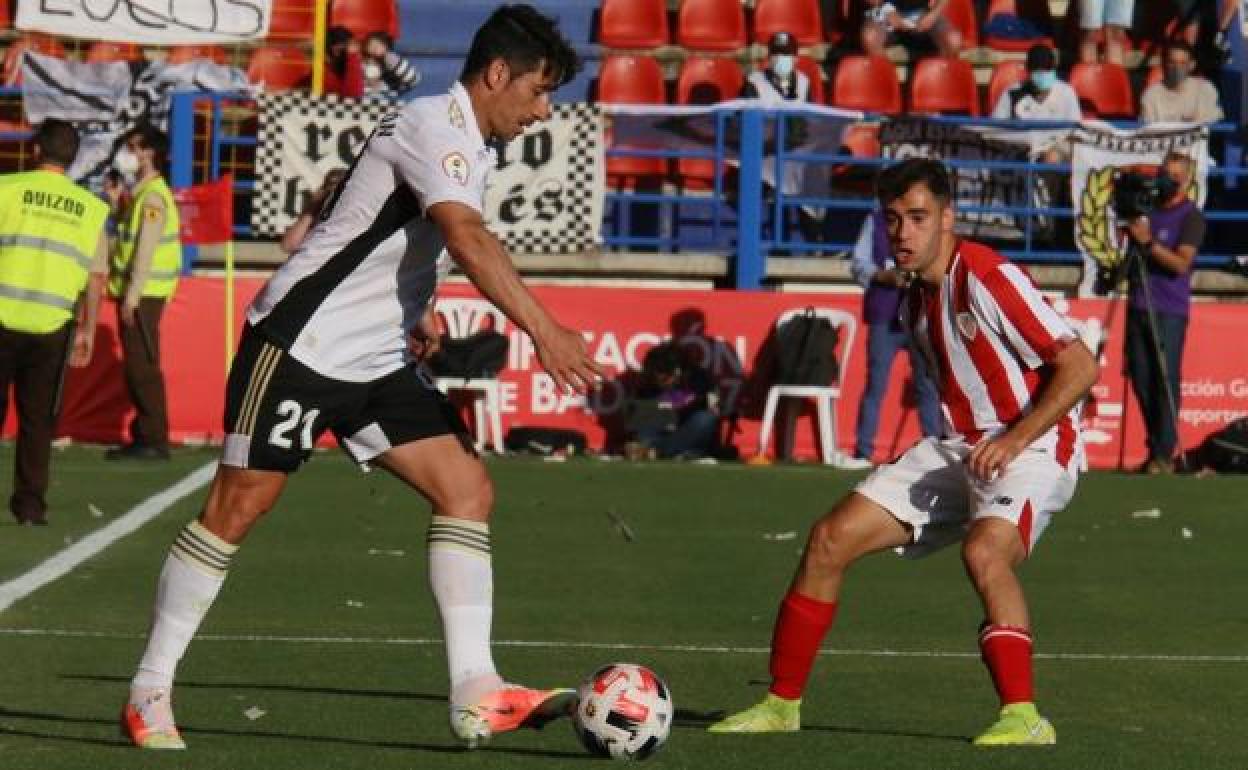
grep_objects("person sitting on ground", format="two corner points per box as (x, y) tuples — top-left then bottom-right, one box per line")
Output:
(623, 343), (719, 460)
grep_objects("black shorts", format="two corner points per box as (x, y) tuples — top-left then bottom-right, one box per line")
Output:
(221, 324), (470, 473)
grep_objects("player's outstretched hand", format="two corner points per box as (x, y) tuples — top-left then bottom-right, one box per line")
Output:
(534, 323), (603, 394)
(966, 433), (1025, 483)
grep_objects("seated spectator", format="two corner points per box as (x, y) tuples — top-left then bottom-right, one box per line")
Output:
(362, 31), (421, 99)
(281, 168), (346, 254)
(305, 25), (364, 98)
(1078, 0), (1133, 65)
(1140, 41), (1224, 124)
(861, 0), (962, 59)
(991, 43), (1081, 163)
(623, 343), (719, 460)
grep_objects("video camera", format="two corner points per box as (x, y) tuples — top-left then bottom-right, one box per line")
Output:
(1112, 170), (1178, 221)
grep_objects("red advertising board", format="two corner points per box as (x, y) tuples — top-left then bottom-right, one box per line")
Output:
(12, 278), (1246, 470)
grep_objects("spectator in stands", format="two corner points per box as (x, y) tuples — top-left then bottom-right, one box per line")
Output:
(741, 31), (823, 244)
(1123, 151), (1205, 475)
(1140, 41), (1225, 125)
(311, 25), (365, 98)
(623, 342), (719, 461)
(844, 209), (942, 469)
(990, 43), (1081, 164)
(106, 124), (181, 461)
(861, 0), (962, 59)
(362, 31), (421, 99)
(280, 168), (347, 254)
(1077, 0), (1133, 65)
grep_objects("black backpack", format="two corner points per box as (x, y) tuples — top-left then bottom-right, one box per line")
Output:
(774, 308), (841, 386)
(428, 330), (508, 379)
(1200, 418), (1248, 473)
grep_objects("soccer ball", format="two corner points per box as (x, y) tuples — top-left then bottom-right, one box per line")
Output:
(573, 663), (673, 761)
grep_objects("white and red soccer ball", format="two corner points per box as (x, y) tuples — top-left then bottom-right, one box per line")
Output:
(573, 663), (673, 761)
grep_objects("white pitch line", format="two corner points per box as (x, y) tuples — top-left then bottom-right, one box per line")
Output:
(0, 461), (217, 614)
(0, 627), (1244, 664)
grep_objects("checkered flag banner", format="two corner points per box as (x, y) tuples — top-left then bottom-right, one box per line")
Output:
(252, 91), (394, 237)
(484, 103), (604, 254)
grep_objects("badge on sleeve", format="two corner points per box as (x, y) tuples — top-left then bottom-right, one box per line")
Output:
(956, 311), (978, 340)
(142, 204), (162, 224)
(442, 152), (470, 186)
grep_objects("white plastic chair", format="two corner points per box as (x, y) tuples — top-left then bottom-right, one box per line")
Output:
(757, 307), (858, 465)
(433, 298), (507, 454)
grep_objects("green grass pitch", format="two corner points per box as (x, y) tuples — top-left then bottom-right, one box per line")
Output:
(0, 446), (1245, 769)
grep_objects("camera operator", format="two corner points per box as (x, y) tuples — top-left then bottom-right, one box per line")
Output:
(1122, 151), (1205, 475)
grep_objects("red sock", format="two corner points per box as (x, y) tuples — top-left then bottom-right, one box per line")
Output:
(768, 590), (838, 700)
(979, 624), (1034, 705)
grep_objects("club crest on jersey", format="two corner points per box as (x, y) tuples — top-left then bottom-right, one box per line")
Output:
(442, 152), (470, 186)
(956, 312), (978, 340)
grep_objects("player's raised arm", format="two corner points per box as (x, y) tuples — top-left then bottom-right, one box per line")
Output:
(429, 200), (602, 393)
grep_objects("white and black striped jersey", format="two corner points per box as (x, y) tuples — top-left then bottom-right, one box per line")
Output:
(247, 82), (492, 382)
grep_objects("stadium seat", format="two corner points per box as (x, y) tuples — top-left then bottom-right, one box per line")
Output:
(677, 0), (747, 52)
(598, 55), (668, 182)
(599, 0), (670, 48)
(983, 0), (1055, 52)
(676, 57), (744, 188)
(831, 55), (901, 115)
(85, 41), (144, 64)
(795, 55), (825, 104)
(433, 299), (507, 454)
(910, 56), (979, 116)
(986, 58), (1028, 115)
(167, 45), (228, 66)
(247, 46), (313, 92)
(753, 0), (824, 46)
(941, 0), (979, 49)
(0, 0), (10, 28)
(331, 0), (400, 40)
(1070, 61), (1135, 119)
(840, 122), (880, 158)
(1, 35), (66, 86)
(269, 0), (315, 39)
(757, 307), (858, 465)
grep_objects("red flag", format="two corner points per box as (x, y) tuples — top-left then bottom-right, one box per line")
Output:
(174, 174), (234, 245)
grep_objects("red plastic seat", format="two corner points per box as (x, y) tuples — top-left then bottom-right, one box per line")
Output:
(676, 57), (744, 188)
(167, 45), (228, 66)
(268, 0), (315, 39)
(840, 123), (880, 158)
(941, 0), (979, 49)
(599, 55), (668, 182)
(910, 56), (979, 116)
(600, 0), (669, 48)
(0, 0), (11, 27)
(983, 0), (1055, 52)
(753, 0), (824, 46)
(1070, 61), (1135, 119)
(331, 0), (399, 40)
(678, 0), (747, 52)
(2, 35), (66, 86)
(831, 55), (901, 115)
(247, 46), (313, 92)
(795, 55), (825, 104)
(986, 58), (1028, 114)
(85, 41), (144, 64)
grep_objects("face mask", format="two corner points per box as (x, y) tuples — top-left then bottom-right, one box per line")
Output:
(1164, 65), (1188, 88)
(771, 55), (795, 78)
(1030, 70), (1057, 91)
(364, 61), (382, 82)
(113, 148), (139, 176)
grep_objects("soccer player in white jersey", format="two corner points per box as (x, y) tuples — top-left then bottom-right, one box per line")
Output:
(122, 5), (602, 751)
(709, 158), (1098, 745)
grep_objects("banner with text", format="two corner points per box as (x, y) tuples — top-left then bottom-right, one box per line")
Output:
(17, 0), (272, 44)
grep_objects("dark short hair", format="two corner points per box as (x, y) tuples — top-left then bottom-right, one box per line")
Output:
(34, 118), (79, 167)
(461, 4), (580, 89)
(327, 25), (353, 48)
(1025, 43), (1056, 72)
(124, 123), (169, 169)
(877, 158), (953, 207)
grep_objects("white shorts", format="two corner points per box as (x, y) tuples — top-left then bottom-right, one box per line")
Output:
(855, 436), (1077, 559)
(1079, 0), (1134, 29)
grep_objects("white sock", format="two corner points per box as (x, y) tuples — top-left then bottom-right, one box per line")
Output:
(428, 515), (504, 708)
(132, 520), (237, 693)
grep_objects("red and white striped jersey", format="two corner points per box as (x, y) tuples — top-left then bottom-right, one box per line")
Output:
(902, 240), (1083, 469)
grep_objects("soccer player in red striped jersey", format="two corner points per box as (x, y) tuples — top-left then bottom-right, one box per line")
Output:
(709, 158), (1098, 745)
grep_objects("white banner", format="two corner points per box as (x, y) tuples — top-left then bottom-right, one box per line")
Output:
(21, 51), (249, 190)
(16, 0), (272, 44)
(1071, 121), (1210, 296)
(484, 103), (604, 254)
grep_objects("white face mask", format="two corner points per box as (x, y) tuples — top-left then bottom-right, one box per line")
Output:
(363, 61), (382, 82)
(113, 147), (140, 176)
(772, 55), (796, 78)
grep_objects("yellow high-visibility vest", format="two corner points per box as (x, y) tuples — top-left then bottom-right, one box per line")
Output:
(0, 169), (107, 334)
(111, 175), (181, 299)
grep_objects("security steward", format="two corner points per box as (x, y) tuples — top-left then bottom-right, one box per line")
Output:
(107, 124), (181, 461)
(0, 119), (108, 525)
